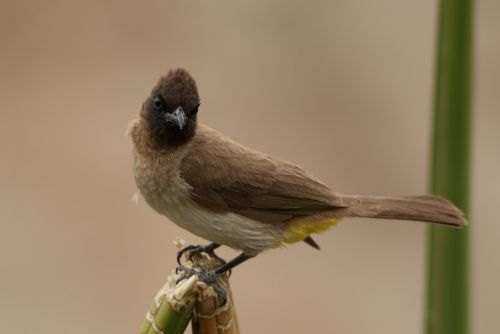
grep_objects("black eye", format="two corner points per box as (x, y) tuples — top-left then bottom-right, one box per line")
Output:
(152, 96), (164, 110)
(191, 103), (200, 115)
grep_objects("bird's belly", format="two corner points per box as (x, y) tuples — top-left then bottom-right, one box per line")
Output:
(164, 201), (283, 255)
(138, 183), (283, 255)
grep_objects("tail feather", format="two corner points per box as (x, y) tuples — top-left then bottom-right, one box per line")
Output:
(340, 195), (466, 227)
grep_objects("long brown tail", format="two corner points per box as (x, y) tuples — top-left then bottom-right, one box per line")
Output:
(339, 195), (466, 227)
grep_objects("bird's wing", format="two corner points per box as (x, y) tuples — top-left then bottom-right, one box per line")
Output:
(180, 125), (347, 225)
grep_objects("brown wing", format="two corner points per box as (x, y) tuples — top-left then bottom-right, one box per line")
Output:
(180, 125), (347, 224)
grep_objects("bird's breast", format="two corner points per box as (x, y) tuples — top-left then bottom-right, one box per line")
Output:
(133, 151), (189, 215)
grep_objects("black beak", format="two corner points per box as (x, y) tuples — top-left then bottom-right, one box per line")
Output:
(167, 106), (186, 130)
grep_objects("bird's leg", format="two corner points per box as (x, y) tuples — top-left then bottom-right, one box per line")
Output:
(214, 252), (253, 275)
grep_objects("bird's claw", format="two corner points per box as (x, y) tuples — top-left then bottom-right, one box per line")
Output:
(175, 264), (194, 283)
(176, 244), (197, 266)
(176, 243), (226, 266)
(175, 264), (228, 306)
(175, 243), (228, 305)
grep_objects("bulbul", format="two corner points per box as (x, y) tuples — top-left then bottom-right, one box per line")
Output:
(128, 68), (466, 279)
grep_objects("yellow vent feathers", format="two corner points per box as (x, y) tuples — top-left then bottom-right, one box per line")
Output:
(283, 219), (338, 244)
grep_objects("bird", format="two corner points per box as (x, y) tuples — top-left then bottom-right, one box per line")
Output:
(128, 68), (466, 282)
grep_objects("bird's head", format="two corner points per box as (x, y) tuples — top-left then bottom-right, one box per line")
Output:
(140, 68), (200, 147)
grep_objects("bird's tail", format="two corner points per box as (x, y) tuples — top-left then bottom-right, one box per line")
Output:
(339, 195), (466, 227)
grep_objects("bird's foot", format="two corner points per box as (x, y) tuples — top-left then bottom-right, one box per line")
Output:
(176, 242), (226, 266)
(176, 264), (228, 306)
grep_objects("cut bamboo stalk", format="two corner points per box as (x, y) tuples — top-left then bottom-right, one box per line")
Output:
(139, 272), (196, 334)
(140, 239), (239, 334)
(191, 278), (240, 334)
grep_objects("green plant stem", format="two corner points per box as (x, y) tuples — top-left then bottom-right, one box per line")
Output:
(426, 0), (473, 334)
(140, 277), (197, 334)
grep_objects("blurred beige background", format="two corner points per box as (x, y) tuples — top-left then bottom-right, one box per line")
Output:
(1, 0), (498, 333)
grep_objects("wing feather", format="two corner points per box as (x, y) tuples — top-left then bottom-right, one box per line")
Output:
(180, 125), (346, 225)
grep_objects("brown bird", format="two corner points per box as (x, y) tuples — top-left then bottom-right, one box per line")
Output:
(128, 68), (466, 282)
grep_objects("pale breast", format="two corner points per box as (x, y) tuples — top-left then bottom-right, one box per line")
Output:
(133, 148), (189, 215)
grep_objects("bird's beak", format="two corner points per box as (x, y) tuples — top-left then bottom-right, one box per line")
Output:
(167, 106), (186, 130)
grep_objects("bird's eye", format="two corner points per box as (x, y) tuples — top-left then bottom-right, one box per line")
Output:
(152, 96), (163, 110)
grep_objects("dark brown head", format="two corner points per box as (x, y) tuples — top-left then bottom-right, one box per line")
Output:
(140, 68), (200, 148)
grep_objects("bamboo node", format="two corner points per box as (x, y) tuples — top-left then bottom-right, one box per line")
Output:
(194, 300), (230, 319)
(217, 319), (233, 332)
